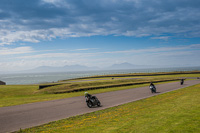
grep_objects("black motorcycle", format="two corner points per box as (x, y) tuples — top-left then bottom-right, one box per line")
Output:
(180, 79), (184, 85)
(85, 96), (101, 108)
(149, 85), (156, 93)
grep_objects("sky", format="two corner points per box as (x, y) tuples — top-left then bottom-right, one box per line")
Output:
(0, 0), (200, 72)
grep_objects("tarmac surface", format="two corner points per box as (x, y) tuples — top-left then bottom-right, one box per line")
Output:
(0, 79), (199, 133)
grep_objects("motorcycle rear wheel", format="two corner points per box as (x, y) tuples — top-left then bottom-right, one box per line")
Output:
(87, 102), (93, 108)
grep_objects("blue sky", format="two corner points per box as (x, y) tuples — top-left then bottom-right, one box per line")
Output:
(0, 0), (200, 71)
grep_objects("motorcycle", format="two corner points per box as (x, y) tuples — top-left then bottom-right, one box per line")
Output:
(149, 85), (156, 93)
(85, 95), (101, 108)
(180, 79), (184, 85)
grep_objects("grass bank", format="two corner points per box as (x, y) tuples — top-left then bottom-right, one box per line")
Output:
(40, 78), (180, 94)
(39, 71), (200, 94)
(17, 84), (200, 133)
(1, 71), (200, 107)
(0, 83), (149, 107)
(62, 71), (200, 82)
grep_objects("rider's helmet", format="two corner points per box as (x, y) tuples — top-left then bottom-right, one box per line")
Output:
(84, 92), (88, 96)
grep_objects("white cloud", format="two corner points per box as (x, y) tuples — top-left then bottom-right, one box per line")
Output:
(0, 0), (200, 45)
(0, 43), (200, 71)
(102, 45), (192, 54)
(13, 44), (199, 60)
(71, 48), (99, 51)
(0, 46), (34, 55)
(18, 53), (81, 59)
(151, 36), (170, 41)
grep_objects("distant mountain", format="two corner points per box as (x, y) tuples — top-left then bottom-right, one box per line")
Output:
(106, 62), (150, 70)
(27, 63), (148, 73)
(5, 62), (159, 74)
(27, 65), (99, 73)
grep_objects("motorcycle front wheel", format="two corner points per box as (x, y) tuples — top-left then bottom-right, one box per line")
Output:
(97, 101), (101, 107)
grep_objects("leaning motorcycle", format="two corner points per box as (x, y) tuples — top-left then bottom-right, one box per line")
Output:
(149, 85), (156, 93)
(180, 79), (184, 85)
(86, 96), (101, 108)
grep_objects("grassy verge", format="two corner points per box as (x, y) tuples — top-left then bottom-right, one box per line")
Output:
(1, 72), (200, 107)
(39, 78), (180, 94)
(17, 84), (200, 133)
(0, 83), (149, 107)
(62, 71), (200, 82)
(39, 72), (200, 94)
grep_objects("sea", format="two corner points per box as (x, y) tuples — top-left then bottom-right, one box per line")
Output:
(0, 66), (200, 85)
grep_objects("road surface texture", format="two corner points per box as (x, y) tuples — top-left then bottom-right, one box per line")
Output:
(0, 80), (199, 133)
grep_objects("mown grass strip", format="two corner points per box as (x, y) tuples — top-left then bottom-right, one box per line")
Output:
(52, 78), (180, 94)
(17, 84), (200, 133)
(39, 83), (63, 90)
(1, 72), (200, 107)
(40, 76), (182, 94)
(62, 71), (200, 81)
(0, 80), (175, 107)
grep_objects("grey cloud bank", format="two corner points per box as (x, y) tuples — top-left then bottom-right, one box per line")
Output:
(0, 0), (200, 45)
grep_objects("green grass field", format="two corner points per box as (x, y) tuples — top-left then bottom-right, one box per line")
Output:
(0, 83), (149, 107)
(17, 84), (200, 133)
(62, 71), (200, 82)
(40, 77), (179, 94)
(0, 71), (200, 107)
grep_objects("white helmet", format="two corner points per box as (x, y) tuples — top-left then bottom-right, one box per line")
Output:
(84, 92), (88, 96)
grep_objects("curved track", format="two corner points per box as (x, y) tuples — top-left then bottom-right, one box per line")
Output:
(0, 80), (199, 133)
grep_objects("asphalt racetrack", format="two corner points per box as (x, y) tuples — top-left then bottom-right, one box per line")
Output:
(0, 80), (200, 133)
